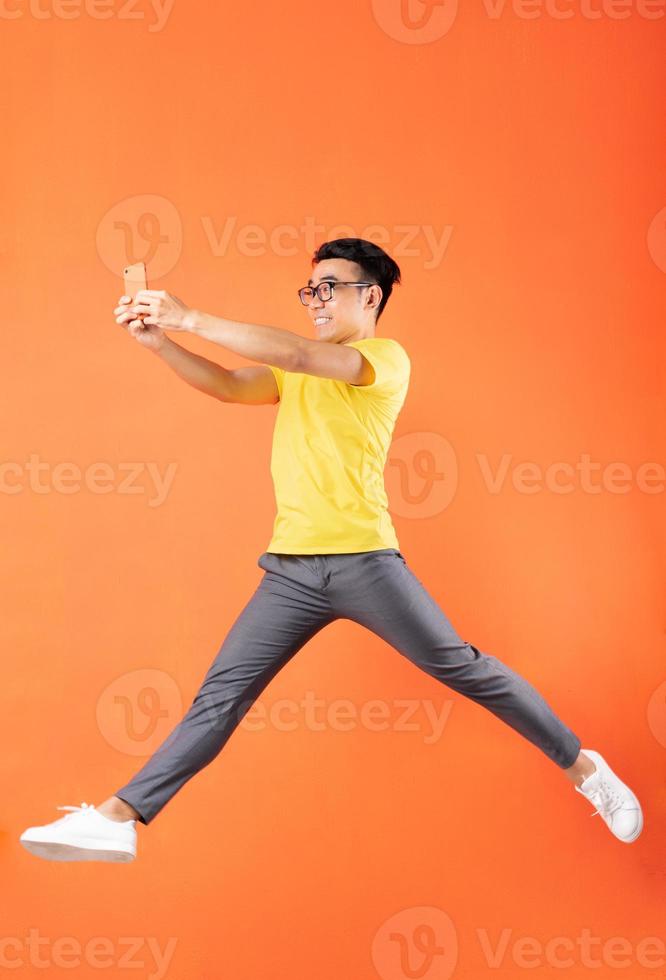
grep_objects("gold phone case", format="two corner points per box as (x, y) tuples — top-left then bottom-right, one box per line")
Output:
(123, 262), (148, 324)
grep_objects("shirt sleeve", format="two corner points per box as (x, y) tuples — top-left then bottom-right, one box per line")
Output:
(345, 338), (410, 398)
(267, 364), (285, 400)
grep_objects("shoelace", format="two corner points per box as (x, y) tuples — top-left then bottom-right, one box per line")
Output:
(585, 778), (624, 821)
(56, 802), (96, 818)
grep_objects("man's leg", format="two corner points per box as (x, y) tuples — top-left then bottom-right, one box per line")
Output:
(326, 549), (582, 770)
(109, 552), (337, 826)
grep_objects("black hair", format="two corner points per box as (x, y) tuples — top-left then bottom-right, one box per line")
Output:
(311, 237), (401, 323)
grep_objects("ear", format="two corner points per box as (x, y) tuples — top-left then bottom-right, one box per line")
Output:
(366, 284), (383, 312)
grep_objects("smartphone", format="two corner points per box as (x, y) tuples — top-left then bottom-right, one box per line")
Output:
(123, 262), (148, 325)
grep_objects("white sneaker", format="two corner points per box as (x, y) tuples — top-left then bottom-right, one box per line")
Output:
(20, 802), (137, 862)
(574, 749), (643, 843)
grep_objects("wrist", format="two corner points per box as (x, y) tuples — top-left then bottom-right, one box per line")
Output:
(182, 308), (203, 334)
(151, 334), (173, 356)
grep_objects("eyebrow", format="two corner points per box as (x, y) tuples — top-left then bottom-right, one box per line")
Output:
(307, 275), (339, 286)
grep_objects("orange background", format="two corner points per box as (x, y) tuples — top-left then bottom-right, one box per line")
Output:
(3, 1), (666, 977)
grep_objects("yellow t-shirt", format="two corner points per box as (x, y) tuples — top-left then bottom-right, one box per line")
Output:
(264, 336), (410, 554)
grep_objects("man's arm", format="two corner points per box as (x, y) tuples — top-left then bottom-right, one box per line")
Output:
(184, 310), (374, 386)
(294, 341), (375, 386)
(129, 292), (374, 386)
(154, 336), (279, 405)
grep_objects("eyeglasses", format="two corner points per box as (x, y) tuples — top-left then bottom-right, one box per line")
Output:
(297, 280), (374, 305)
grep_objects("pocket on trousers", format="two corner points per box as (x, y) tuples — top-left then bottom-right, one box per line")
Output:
(390, 549), (407, 565)
(374, 548), (407, 566)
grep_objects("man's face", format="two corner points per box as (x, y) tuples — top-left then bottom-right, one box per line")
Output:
(301, 258), (382, 343)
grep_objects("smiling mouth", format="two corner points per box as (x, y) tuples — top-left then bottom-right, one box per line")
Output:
(314, 316), (333, 326)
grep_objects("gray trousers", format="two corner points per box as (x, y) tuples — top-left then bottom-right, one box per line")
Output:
(115, 549), (582, 825)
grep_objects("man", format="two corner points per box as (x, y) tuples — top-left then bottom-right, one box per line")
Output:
(20, 238), (643, 862)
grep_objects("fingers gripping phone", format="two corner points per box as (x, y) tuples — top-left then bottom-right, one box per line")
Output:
(123, 262), (148, 326)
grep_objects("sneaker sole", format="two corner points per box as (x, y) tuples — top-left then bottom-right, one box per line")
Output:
(20, 838), (135, 862)
(583, 749), (644, 843)
(618, 808), (643, 843)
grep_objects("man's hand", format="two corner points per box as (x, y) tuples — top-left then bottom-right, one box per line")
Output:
(130, 290), (193, 332)
(114, 294), (168, 352)
(117, 297), (302, 370)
